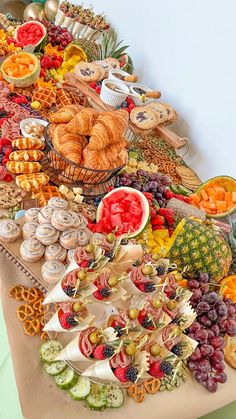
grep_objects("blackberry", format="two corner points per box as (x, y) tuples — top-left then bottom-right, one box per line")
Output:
(141, 316), (153, 329)
(103, 345), (115, 358)
(63, 285), (74, 297)
(156, 266), (165, 276)
(100, 287), (111, 298)
(144, 282), (156, 293)
(114, 325), (124, 337)
(126, 366), (139, 383)
(171, 344), (183, 357)
(66, 315), (78, 327)
(160, 361), (173, 375)
(169, 291), (176, 300)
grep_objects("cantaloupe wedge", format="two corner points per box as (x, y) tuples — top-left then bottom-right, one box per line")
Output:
(216, 201), (227, 212)
(201, 189), (209, 201)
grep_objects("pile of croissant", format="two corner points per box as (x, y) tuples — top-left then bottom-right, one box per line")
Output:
(48, 105), (129, 182)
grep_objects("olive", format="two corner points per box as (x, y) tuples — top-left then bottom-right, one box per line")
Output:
(128, 308), (139, 319)
(141, 265), (154, 276)
(125, 343), (137, 355)
(106, 233), (115, 243)
(108, 276), (119, 287)
(150, 343), (161, 356)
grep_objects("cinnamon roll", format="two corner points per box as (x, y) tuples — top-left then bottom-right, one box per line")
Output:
(0, 219), (21, 243)
(36, 223), (59, 246)
(20, 237), (44, 262)
(51, 210), (73, 231)
(48, 197), (68, 210)
(59, 229), (78, 250)
(69, 212), (87, 229)
(45, 243), (67, 262)
(38, 205), (55, 224)
(23, 221), (38, 240)
(77, 229), (90, 246)
(25, 207), (41, 223)
(42, 260), (65, 284)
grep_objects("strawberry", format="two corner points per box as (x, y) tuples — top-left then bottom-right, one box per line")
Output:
(2, 157), (9, 165)
(95, 86), (101, 94)
(114, 367), (128, 382)
(40, 69), (46, 78)
(80, 260), (89, 268)
(4, 147), (12, 157)
(59, 312), (77, 329)
(148, 361), (165, 378)
(53, 59), (61, 69)
(151, 215), (165, 226)
(164, 189), (174, 199)
(3, 173), (13, 182)
(1, 138), (11, 146)
(143, 192), (153, 200)
(126, 97), (134, 105)
(158, 208), (174, 217)
(129, 103), (135, 111)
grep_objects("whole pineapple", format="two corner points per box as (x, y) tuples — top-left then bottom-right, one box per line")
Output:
(167, 218), (232, 282)
(70, 39), (99, 62)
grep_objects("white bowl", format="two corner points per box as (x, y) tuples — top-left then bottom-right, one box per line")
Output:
(109, 69), (133, 86)
(130, 83), (155, 106)
(20, 118), (48, 139)
(100, 78), (129, 107)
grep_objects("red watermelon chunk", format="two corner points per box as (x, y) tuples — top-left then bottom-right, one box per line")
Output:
(110, 203), (123, 214)
(111, 213), (123, 228)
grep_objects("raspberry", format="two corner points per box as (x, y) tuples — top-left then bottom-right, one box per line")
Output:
(114, 367), (128, 382)
(59, 313), (77, 329)
(2, 157), (9, 165)
(4, 147), (12, 157)
(93, 290), (103, 300)
(149, 361), (165, 378)
(93, 344), (115, 360)
(2, 138), (11, 146)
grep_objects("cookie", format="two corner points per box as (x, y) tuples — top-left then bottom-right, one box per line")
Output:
(160, 103), (177, 122)
(224, 335), (236, 369)
(176, 166), (201, 190)
(74, 62), (101, 82)
(130, 107), (157, 130)
(0, 184), (25, 209)
(147, 103), (168, 123)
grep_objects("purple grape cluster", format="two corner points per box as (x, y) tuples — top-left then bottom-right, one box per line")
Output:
(186, 272), (236, 392)
(116, 170), (170, 207)
(40, 19), (74, 49)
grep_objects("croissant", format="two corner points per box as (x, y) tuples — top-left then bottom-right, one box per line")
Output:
(60, 136), (84, 164)
(12, 137), (45, 150)
(88, 109), (129, 151)
(66, 108), (99, 136)
(7, 161), (42, 174)
(49, 105), (82, 124)
(47, 150), (68, 171)
(50, 124), (68, 151)
(16, 173), (49, 192)
(9, 150), (44, 162)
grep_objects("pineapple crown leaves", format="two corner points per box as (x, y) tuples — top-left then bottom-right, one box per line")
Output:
(99, 29), (130, 60)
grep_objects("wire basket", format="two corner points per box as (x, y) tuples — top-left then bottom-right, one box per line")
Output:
(42, 126), (124, 197)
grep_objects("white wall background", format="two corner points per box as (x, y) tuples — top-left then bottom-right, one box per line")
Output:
(74, 0), (236, 181)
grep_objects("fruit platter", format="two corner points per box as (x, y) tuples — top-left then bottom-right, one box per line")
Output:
(0, 3), (236, 419)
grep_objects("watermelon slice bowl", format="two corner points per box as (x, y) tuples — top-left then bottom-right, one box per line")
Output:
(90, 187), (150, 238)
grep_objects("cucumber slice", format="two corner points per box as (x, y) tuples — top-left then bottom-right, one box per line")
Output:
(169, 184), (180, 194)
(55, 366), (78, 390)
(106, 384), (124, 408)
(44, 360), (67, 376)
(85, 384), (107, 411)
(69, 376), (91, 400)
(40, 340), (63, 363)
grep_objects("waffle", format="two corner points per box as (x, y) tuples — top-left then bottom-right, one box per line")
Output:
(55, 89), (73, 108)
(32, 88), (57, 109)
(16, 173), (50, 192)
(32, 185), (62, 207)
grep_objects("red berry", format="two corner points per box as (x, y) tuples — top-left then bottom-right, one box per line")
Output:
(93, 290), (103, 300)
(126, 97), (133, 105)
(124, 107), (131, 113)
(114, 367), (128, 382)
(136, 283), (146, 292)
(95, 86), (101, 94)
(80, 260), (89, 268)
(53, 60), (61, 69)
(3, 173), (13, 182)
(149, 361), (165, 378)
(59, 312), (73, 329)
(129, 103), (135, 110)
(89, 82), (97, 89)
(0, 138), (11, 146)
(40, 69), (46, 78)
(93, 344), (106, 360)
(164, 189), (174, 199)
(2, 157), (9, 165)
(4, 148), (12, 157)
(107, 186), (114, 192)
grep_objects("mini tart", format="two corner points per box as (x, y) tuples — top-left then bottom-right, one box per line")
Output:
(42, 260), (66, 285)
(48, 197), (68, 211)
(74, 62), (101, 82)
(59, 229), (78, 250)
(20, 237), (45, 262)
(38, 205), (55, 224)
(130, 107), (157, 129)
(0, 219), (21, 243)
(147, 102), (168, 124)
(25, 207), (41, 223)
(23, 221), (38, 240)
(45, 243), (67, 262)
(36, 223), (60, 246)
(51, 210), (73, 232)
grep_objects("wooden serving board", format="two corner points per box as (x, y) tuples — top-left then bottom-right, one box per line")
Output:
(0, 217), (48, 292)
(63, 72), (188, 150)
